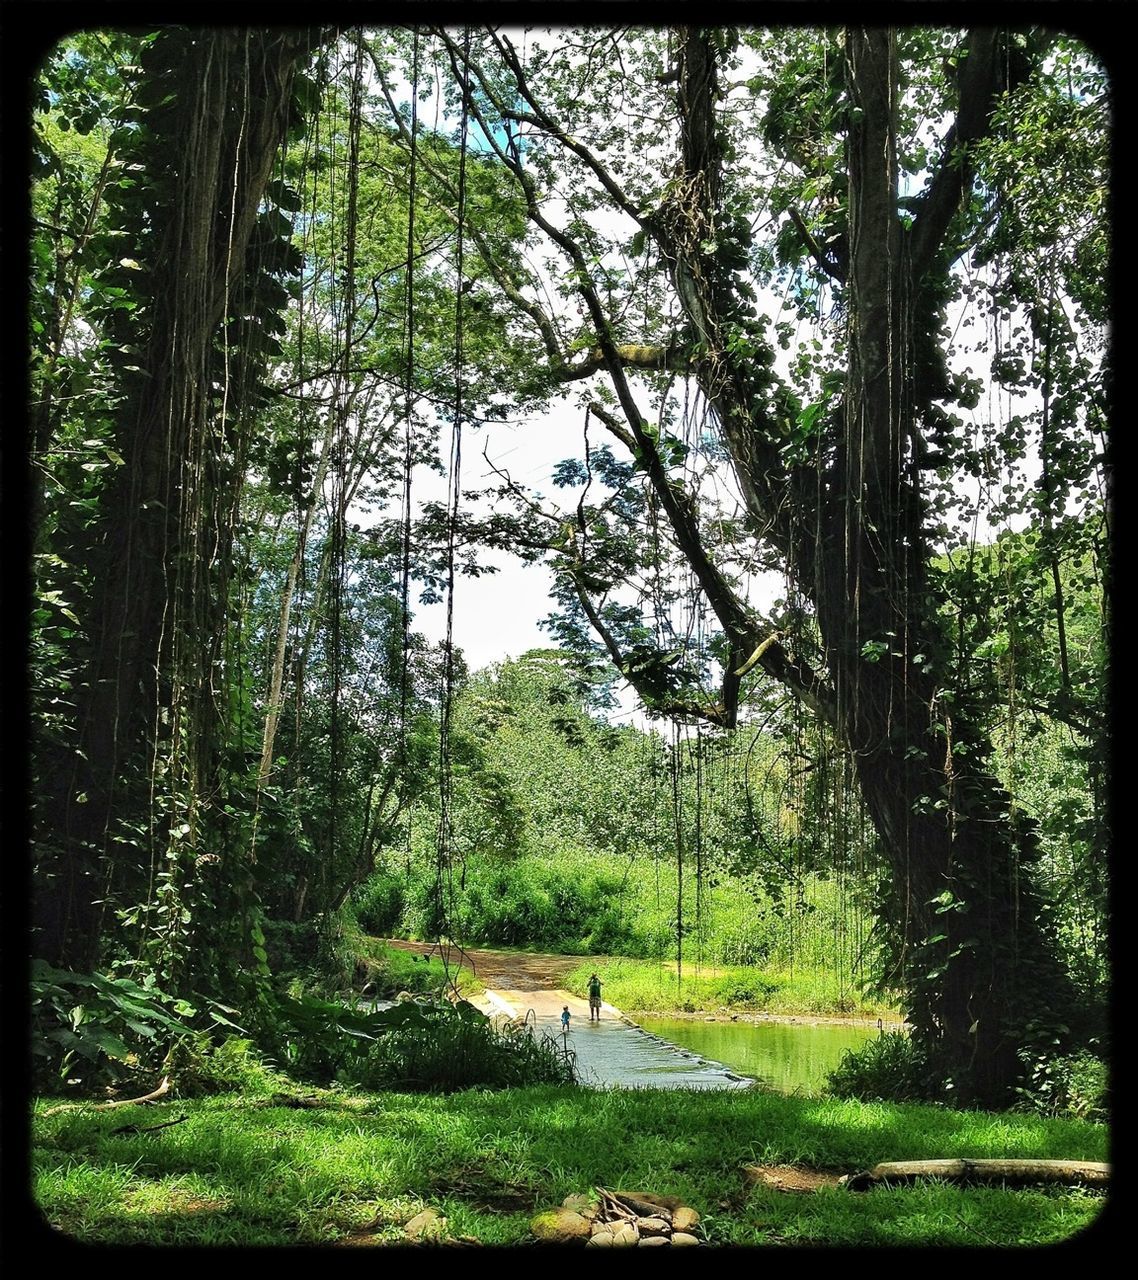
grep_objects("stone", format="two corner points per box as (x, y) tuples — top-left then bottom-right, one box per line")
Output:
(672, 1205), (701, 1233)
(531, 1207), (592, 1243)
(638, 1235), (670, 1247)
(586, 1229), (614, 1247)
(404, 1208), (446, 1240)
(672, 1232), (701, 1246)
(610, 1222), (640, 1247)
(636, 1216), (671, 1237)
(562, 1193), (599, 1220)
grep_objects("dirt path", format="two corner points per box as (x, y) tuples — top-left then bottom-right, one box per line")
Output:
(381, 938), (584, 991)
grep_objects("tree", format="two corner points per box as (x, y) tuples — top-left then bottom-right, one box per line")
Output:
(379, 25), (1109, 1105)
(27, 26), (532, 999)
(30, 28), (320, 983)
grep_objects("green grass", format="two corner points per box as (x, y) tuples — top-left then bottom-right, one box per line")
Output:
(30, 1084), (1108, 1247)
(564, 955), (899, 1019)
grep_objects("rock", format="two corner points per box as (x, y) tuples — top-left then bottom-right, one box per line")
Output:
(610, 1222), (640, 1247)
(586, 1229), (614, 1247)
(404, 1208), (446, 1240)
(705, 1016), (716, 1021)
(636, 1216), (671, 1237)
(561, 1193), (599, 1220)
(638, 1235), (670, 1246)
(672, 1232), (701, 1246)
(672, 1206), (701, 1233)
(531, 1207), (592, 1243)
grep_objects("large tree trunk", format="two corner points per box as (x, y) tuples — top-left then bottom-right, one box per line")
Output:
(806, 29), (1073, 1105)
(33, 29), (315, 974)
(653, 27), (1074, 1106)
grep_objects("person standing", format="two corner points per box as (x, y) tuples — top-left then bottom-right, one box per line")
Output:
(587, 973), (602, 1022)
(561, 1005), (571, 1033)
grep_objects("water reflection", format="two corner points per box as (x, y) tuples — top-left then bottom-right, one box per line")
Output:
(637, 1015), (879, 1095)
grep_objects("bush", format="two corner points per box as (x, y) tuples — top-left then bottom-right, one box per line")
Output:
(351, 1003), (578, 1092)
(261, 919), (325, 977)
(352, 875), (405, 937)
(268, 989), (576, 1091)
(164, 1034), (284, 1096)
(826, 1030), (928, 1103)
(31, 961), (199, 1091)
(1014, 1045), (1109, 1121)
(710, 974), (778, 1006)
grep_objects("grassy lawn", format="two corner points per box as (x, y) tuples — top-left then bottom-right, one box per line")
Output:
(563, 954), (900, 1019)
(29, 1083), (1108, 1248)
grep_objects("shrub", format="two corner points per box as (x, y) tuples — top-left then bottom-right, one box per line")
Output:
(261, 919), (324, 977)
(31, 961), (199, 1091)
(268, 989), (576, 1091)
(352, 875), (405, 937)
(164, 1034), (285, 1096)
(1014, 1045), (1109, 1121)
(825, 1030), (928, 1103)
(351, 1002), (578, 1092)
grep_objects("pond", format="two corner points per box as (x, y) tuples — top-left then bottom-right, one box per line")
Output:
(636, 1015), (886, 1096)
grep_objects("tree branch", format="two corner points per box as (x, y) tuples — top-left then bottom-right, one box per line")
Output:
(558, 342), (692, 382)
(908, 29), (1012, 277)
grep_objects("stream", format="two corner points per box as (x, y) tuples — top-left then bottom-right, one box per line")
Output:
(373, 941), (887, 1093)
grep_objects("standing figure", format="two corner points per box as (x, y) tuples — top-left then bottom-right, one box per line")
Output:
(587, 973), (603, 1022)
(561, 1005), (571, 1033)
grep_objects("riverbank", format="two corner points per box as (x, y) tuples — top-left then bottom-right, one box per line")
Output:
(370, 940), (901, 1025)
(628, 1008), (908, 1030)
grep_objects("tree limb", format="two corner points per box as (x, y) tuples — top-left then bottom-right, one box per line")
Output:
(558, 342), (693, 382)
(908, 29), (1025, 277)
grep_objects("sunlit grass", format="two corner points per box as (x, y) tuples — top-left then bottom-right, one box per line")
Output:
(564, 955), (898, 1019)
(32, 1085), (1107, 1247)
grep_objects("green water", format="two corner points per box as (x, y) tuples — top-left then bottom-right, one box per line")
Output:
(636, 1016), (881, 1095)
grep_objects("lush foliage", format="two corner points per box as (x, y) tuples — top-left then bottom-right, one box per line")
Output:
(263, 991), (575, 1091)
(30, 961), (204, 1090)
(26, 24), (1108, 1111)
(826, 1032), (932, 1105)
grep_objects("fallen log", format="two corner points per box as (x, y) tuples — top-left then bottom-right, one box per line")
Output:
(842, 1159), (1109, 1191)
(602, 1189), (684, 1217)
(43, 1076), (172, 1116)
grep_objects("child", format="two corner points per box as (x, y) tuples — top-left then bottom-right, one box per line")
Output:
(561, 1005), (571, 1032)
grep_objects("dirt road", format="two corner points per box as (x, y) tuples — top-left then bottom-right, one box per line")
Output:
(382, 938), (583, 990)
(380, 939), (606, 1022)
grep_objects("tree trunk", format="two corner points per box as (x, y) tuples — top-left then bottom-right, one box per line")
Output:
(654, 27), (1074, 1105)
(812, 29), (1073, 1105)
(33, 29), (315, 974)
